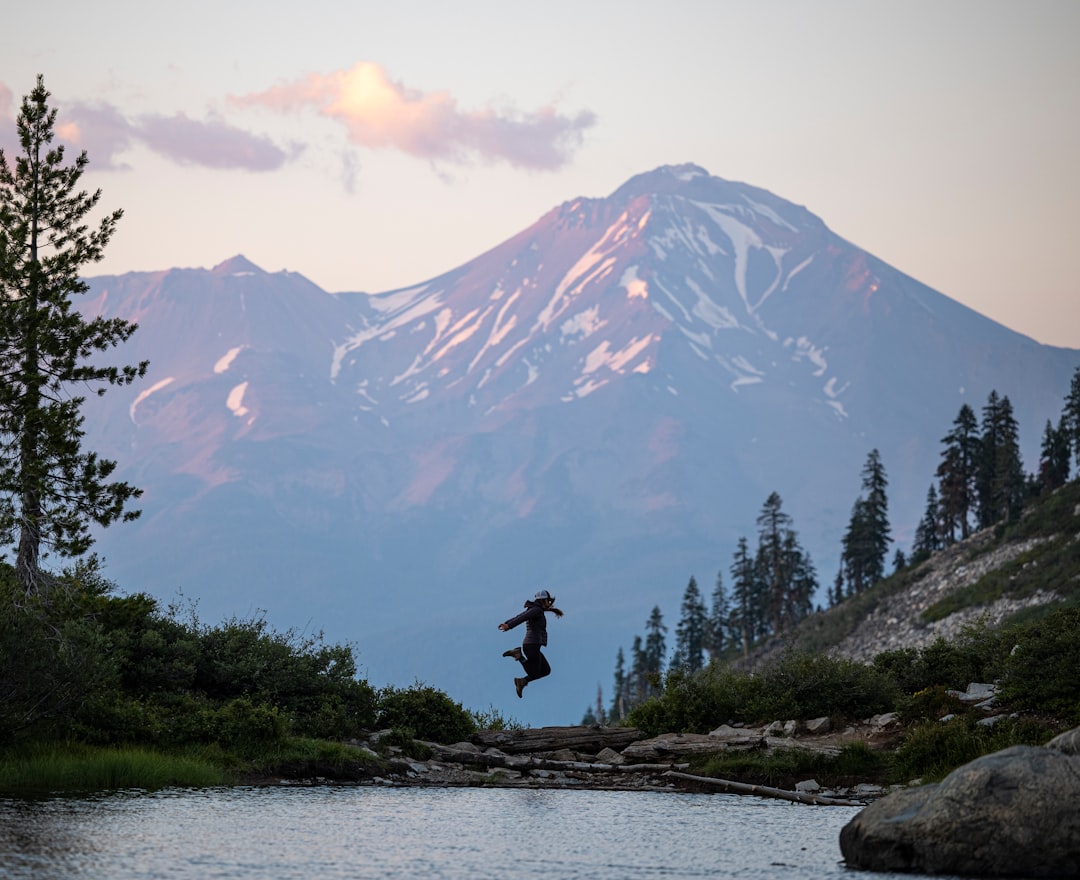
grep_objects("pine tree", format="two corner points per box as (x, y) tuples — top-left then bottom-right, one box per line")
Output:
(936, 404), (979, 542)
(860, 449), (891, 582)
(781, 531), (816, 627)
(912, 483), (941, 560)
(642, 605), (667, 692)
(629, 635), (648, 705)
(840, 497), (872, 594)
(672, 576), (708, 672)
(0, 76), (147, 594)
(1037, 418), (1070, 494)
(706, 571), (730, 660)
(610, 647), (628, 720)
(755, 492), (791, 634)
(977, 392), (1025, 526)
(754, 492), (816, 634)
(1063, 366), (1080, 473)
(729, 536), (756, 654)
(892, 547), (907, 573)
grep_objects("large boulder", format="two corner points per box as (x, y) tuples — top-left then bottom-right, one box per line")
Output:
(839, 726), (1080, 876)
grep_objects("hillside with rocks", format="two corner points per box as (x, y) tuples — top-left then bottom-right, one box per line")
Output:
(735, 479), (1080, 673)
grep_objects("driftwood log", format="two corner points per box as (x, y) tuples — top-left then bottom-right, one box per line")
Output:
(664, 770), (867, 806)
(430, 743), (686, 774)
(470, 725), (642, 755)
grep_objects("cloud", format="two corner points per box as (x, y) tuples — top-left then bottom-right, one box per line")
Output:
(0, 82), (297, 173)
(0, 83), (17, 158)
(232, 62), (596, 171)
(66, 103), (298, 172)
(134, 112), (300, 170)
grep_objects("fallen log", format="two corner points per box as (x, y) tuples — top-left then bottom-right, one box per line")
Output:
(663, 771), (868, 806)
(430, 743), (685, 774)
(470, 725), (642, 755)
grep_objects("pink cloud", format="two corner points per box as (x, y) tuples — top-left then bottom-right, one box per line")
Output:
(232, 62), (596, 170)
(134, 112), (299, 170)
(0, 81), (296, 173)
(0, 83), (17, 158)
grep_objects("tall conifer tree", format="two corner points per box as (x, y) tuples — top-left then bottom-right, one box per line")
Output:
(1063, 366), (1080, 472)
(707, 571), (730, 659)
(672, 576), (708, 672)
(0, 76), (147, 594)
(936, 404), (979, 542)
(729, 536), (756, 656)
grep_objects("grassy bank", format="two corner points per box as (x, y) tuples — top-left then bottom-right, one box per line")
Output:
(0, 744), (227, 795)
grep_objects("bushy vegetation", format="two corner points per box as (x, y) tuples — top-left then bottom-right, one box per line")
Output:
(376, 683), (476, 744)
(621, 602), (1078, 785)
(627, 652), (897, 737)
(0, 559), (497, 793)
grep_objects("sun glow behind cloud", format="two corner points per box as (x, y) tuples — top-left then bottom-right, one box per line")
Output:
(231, 62), (596, 170)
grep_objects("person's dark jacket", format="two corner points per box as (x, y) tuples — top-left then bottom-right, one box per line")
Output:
(502, 600), (549, 646)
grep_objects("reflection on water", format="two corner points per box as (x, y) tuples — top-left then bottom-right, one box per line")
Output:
(0, 785), (930, 879)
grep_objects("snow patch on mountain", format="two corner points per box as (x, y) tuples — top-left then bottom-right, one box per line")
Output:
(620, 265), (649, 300)
(738, 195), (799, 232)
(561, 306), (605, 341)
(226, 382), (250, 418)
(129, 377), (175, 423)
(214, 346), (246, 374)
(783, 255), (815, 290)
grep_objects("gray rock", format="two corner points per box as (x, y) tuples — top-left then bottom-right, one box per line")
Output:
(804, 716), (831, 734)
(795, 779), (820, 792)
(1049, 727), (1080, 755)
(951, 682), (998, 703)
(840, 729), (1080, 876)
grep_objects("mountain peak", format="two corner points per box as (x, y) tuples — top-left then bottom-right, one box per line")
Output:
(212, 255), (264, 276)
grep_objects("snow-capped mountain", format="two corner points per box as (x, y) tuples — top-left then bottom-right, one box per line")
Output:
(77, 164), (1079, 726)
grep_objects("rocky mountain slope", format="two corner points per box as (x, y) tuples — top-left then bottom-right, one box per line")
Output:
(739, 480), (1080, 672)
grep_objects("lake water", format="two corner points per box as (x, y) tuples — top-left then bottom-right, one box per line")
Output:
(0, 785), (946, 879)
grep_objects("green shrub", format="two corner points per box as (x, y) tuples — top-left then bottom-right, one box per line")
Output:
(749, 652), (897, 722)
(890, 715), (1059, 783)
(376, 683), (476, 743)
(468, 705), (524, 731)
(0, 562), (121, 744)
(873, 624), (1011, 697)
(627, 652), (897, 736)
(1000, 607), (1080, 723)
(213, 697), (288, 752)
(896, 685), (964, 724)
(626, 666), (753, 736)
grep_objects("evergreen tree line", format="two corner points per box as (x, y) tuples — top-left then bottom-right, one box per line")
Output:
(593, 371), (1080, 725)
(911, 380), (1080, 561)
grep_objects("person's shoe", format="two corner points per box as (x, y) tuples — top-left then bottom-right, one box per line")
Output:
(502, 647), (523, 661)
(514, 677), (527, 698)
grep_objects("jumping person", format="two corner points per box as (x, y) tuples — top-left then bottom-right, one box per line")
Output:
(498, 589), (564, 698)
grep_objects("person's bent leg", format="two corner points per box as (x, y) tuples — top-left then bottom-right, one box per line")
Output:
(522, 644), (551, 683)
(521, 644), (546, 682)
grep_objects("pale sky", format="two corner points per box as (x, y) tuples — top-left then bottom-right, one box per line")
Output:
(2, 0), (1078, 347)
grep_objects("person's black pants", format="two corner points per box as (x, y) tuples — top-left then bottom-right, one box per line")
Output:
(520, 643), (551, 682)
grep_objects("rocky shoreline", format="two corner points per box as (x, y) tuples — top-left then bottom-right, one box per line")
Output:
(266, 719), (910, 805)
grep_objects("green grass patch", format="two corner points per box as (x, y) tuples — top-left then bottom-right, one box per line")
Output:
(691, 741), (890, 790)
(0, 743), (226, 795)
(238, 736), (383, 778)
